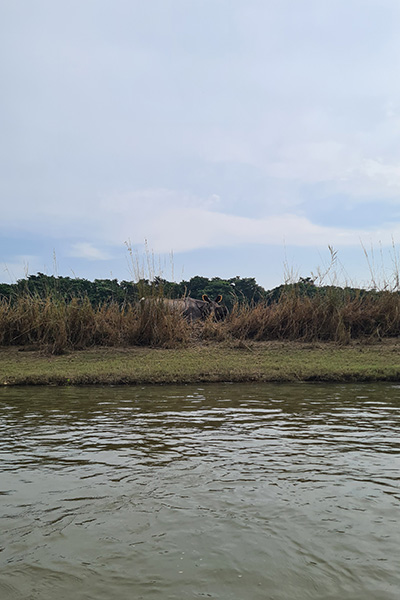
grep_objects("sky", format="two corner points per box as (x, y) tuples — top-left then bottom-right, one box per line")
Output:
(2, 0), (400, 290)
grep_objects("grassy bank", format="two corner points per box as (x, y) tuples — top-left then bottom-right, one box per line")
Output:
(1, 340), (400, 386)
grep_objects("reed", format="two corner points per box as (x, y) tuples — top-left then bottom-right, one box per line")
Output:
(223, 286), (400, 344)
(2, 268), (400, 353)
(0, 292), (192, 353)
(121, 299), (191, 348)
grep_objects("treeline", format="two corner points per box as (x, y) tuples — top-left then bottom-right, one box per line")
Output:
(0, 273), (267, 308)
(0, 272), (383, 308)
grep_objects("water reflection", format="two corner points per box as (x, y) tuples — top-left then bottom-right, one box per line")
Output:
(1, 383), (400, 600)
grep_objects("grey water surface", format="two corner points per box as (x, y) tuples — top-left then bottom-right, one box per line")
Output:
(1, 383), (399, 600)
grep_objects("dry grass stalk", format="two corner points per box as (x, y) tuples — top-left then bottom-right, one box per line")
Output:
(1, 285), (400, 353)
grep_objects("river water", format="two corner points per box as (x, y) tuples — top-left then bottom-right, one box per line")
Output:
(1, 383), (399, 600)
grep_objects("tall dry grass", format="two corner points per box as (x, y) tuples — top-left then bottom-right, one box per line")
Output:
(225, 287), (400, 344)
(2, 273), (400, 353)
(0, 294), (191, 353)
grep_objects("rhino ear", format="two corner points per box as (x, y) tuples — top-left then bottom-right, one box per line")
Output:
(215, 295), (222, 303)
(202, 294), (210, 303)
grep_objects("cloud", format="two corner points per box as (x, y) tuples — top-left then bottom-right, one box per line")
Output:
(356, 159), (400, 191)
(2, 183), (400, 261)
(69, 243), (112, 261)
(143, 209), (400, 254)
(91, 188), (400, 254)
(2, 1), (400, 285)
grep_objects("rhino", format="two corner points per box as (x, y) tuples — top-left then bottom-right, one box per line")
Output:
(140, 295), (228, 322)
(182, 295), (228, 321)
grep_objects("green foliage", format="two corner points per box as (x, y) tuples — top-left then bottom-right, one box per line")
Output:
(0, 283), (13, 300)
(0, 273), (268, 308)
(2, 271), (400, 311)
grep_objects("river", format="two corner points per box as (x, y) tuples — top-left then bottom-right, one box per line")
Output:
(1, 383), (399, 599)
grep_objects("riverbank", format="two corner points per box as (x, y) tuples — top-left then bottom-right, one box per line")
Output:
(1, 340), (400, 385)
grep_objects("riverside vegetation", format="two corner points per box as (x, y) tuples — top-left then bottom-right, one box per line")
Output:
(2, 272), (400, 351)
(1, 269), (400, 385)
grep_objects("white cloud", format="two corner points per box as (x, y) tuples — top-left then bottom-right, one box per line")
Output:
(144, 209), (400, 254)
(94, 189), (400, 254)
(3, 1), (400, 284)
(69, 243), (112, 261)
(264, 141), (353, 183)
(332, 158), (400, 201)
(359, 159), (400, 190)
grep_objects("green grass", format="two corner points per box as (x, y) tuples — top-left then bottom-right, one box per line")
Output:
(2, 340), (400, 386)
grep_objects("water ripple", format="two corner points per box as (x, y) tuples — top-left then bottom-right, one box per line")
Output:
(0, 383), (400, 599)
